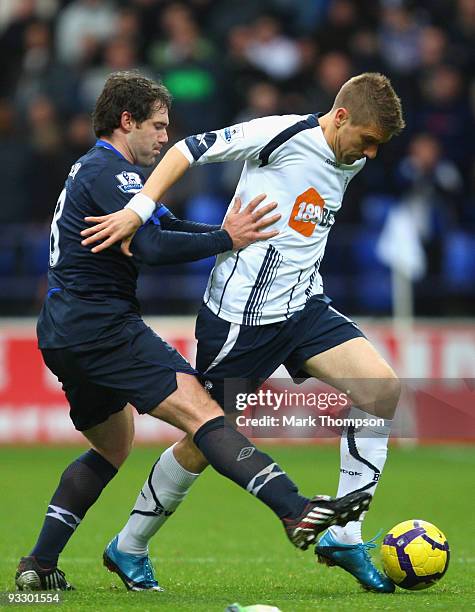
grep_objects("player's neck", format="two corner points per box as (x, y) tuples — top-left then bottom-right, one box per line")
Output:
(100, 135), (135, 164)
(318, 113), (337, 155)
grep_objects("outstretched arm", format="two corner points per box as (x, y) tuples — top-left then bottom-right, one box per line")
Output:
(158, 210), (221, 234)
(132, 223), (232, 266)
(81, 115), (295, 255)
(90, 194), (280, 265)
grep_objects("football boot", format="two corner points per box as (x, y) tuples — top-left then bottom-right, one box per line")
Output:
(15, 556), (74, 591)
(103, 535), (163, 591)
(283, 491), (371, 551)
(316, 530), (395, 593)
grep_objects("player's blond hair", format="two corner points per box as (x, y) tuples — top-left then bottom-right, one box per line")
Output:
(333, 73), (405, 137)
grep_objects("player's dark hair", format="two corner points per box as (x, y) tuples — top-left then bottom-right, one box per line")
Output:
(333, 73), (405, 138)
(92, 71), (172, 138)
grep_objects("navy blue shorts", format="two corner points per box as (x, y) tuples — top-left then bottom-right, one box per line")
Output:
(195, 295), (365, 413)
(42, 319), (196, 431)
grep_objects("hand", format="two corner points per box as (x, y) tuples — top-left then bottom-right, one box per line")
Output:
(80, 208), (142, 257)
(223, 194), (281, 250)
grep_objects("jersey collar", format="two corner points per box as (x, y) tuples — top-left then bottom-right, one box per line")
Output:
(95, 139), (128, 161)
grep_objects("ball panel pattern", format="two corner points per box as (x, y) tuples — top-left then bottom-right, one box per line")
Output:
(381, 520), (449, 590)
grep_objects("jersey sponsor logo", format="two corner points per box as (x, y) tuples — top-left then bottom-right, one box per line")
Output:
(115, 171), (144, 194)
(288, 187), (335, 237)
(222, 124), (244, 142)
(325, 158), (339, 168)
(68, 162), (82, 179)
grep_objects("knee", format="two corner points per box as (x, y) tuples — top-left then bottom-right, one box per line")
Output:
(373, 370), (401, 418)
(174, 435), (209, 473)
(156, 381), (224, 435)
(383, 371), (401, 405)
(185, 395), (224, 431)
(93, 442), (132, 469)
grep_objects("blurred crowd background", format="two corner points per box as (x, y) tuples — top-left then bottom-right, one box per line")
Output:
(0, 0), (474, 317)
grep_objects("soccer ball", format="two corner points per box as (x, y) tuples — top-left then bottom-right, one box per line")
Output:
(381, 519), (450, 590)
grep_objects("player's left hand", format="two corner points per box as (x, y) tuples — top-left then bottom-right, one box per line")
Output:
(81, 208), (142, 256)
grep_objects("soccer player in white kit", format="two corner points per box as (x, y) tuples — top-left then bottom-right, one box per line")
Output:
(82, 73), (405, 593)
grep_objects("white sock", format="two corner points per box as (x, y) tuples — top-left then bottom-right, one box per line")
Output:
(329, 406), (392, 545)
(117, 444), (200, 555)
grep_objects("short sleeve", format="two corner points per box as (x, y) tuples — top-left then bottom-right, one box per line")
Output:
(174, 115), (306, 166)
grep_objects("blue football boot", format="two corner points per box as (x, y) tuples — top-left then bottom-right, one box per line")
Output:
(103, 536), (163, 591)
(315, 530), (395, 593)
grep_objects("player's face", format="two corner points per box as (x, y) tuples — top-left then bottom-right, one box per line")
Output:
(130, 105), (169, 166)
(335, 121), (388, 165)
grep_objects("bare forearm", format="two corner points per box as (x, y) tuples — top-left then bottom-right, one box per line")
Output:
(142, 146), (190, 201)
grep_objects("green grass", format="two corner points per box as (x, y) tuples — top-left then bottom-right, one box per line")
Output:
(1, 445), (474, 611)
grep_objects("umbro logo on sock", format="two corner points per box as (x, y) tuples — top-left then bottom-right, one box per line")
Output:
(237, 447), (255, 461)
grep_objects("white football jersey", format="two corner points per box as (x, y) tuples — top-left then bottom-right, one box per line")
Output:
(175, 114), (366, 325)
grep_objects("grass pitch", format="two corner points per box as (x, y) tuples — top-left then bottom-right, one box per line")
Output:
(1, 445), (474, 611)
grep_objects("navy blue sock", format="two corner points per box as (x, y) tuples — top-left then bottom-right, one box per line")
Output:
(194, 416), (307, 519)
(31, 449), (117, 567)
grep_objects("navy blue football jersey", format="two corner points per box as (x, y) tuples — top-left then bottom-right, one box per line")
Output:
(37, 141), (232, 348)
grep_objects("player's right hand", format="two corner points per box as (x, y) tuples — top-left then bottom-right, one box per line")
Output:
(223, 194), (280, 250)
(81, 208), (142, 257)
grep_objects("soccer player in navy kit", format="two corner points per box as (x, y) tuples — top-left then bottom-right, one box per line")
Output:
(81, 73), (405, 594)
(15, 72), (370, 592)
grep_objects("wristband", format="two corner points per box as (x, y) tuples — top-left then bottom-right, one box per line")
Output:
(125, 193), (156, 224)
